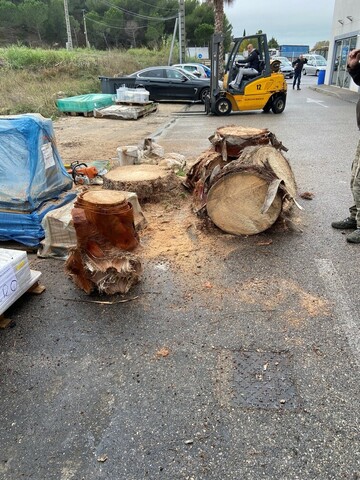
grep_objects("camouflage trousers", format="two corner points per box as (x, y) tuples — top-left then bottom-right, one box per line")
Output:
(350, 138), (360, 226)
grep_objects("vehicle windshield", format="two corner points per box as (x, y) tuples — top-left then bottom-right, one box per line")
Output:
(314, 56), (327, 66)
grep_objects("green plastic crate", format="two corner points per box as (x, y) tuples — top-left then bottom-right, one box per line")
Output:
(56, 94), (115, 113)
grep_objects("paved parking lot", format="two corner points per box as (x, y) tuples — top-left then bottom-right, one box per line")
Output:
(1, 77), (359, 479)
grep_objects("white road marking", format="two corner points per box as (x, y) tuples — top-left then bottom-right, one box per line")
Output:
(316, 258), (360, 369)
(306, 98), (329, 108)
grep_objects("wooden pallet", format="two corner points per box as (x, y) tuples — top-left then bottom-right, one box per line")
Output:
(63, 111), (94, 117)
(115, 101), (153, 107)
(94, 102), (158, 120)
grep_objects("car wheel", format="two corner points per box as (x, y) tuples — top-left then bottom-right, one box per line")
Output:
(214, 97), (232, 116)
(271, 94), (286, 114)
(200, 87), (210, 104)
(303, 69), (307, 75)
(316, 70), (319, 76)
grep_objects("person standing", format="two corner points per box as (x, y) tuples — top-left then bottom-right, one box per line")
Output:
(292, 54), (307, 90)
(331, 48), (360, 243)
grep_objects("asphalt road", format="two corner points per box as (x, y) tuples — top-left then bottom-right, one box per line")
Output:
(1, 75), (359, 479)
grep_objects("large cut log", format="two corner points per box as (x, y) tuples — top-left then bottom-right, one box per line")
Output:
(103, 164), (180, 202)
(186, 126), (291, 210)
(185, 124), (298, 235)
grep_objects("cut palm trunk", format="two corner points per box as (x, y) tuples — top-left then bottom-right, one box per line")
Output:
(186, 125), (298, 235)
(65, 190), (142, 294)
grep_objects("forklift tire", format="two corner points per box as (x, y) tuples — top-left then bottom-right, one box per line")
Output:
(271, 95), (286, 114)
(214, 97), (232, 116)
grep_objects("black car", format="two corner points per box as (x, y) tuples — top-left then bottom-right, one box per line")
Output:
(100, 66), (211, 103)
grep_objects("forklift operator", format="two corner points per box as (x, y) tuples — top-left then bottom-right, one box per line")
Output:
(230, 44), (260, 89)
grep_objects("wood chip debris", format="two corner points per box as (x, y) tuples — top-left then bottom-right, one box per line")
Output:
(256, 240), (273, 246)
(97, 454), (108, 462)
(299, 191), (315, 200)
(156, 347), (170, 357)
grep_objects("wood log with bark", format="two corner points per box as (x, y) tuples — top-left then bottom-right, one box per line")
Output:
(185, 125), (299, 236)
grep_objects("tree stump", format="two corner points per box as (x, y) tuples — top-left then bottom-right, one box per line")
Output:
(209, 125), (270, 160)
(64, 192), (142, 295)
(103, 164), (180, 202)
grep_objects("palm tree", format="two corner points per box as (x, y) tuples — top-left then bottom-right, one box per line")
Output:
(212, 0), (234, 76)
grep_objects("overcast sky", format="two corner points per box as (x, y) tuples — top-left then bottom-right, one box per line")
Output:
(224, 0), (335, 48)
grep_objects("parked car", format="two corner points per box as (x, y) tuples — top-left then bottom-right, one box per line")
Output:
(124, 66), (211, 103)
(271, 56), (294, 78)
(197, 63), (211, 78)
(302, 54), (327, 76)
(172, 63), (208, 78)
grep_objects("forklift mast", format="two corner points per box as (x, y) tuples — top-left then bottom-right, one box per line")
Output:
(210, 33), (223, 103)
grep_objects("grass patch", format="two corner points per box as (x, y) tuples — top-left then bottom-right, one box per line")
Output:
(0, 45), (177, 118)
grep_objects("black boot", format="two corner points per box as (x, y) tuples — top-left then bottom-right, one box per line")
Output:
(331, 217), (357, 229)
(346, 228), (360, 243)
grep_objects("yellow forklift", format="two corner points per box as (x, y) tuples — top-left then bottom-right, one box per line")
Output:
(208, 33), (287, 116)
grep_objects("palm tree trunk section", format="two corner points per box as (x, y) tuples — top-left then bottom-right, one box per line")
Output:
(185, 125), (297, 235)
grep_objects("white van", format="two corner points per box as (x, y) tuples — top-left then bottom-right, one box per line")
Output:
(302, 54), (327, 76)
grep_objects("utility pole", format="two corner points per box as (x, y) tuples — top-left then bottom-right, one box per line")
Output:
(168, 17), (178, 65)
(64, 0), (73, 49)
(178, 0), (185, 63)
(82, 9), (90, 48)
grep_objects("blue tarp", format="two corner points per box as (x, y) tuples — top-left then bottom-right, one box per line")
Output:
(0, 190), (77, 246)
(0, 114), (73, 212)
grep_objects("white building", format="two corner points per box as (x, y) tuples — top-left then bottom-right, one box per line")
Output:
(326, 0), (360, 92)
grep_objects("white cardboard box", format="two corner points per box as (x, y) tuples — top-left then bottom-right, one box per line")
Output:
(0, 249), (41, 315)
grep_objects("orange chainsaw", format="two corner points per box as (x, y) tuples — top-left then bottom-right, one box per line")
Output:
(68, 161), (105, 185)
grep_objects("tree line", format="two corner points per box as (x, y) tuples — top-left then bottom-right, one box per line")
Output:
(0, 0), (232, 51)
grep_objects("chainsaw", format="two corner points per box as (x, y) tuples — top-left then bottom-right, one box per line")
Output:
(68, 161), (107, 185)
